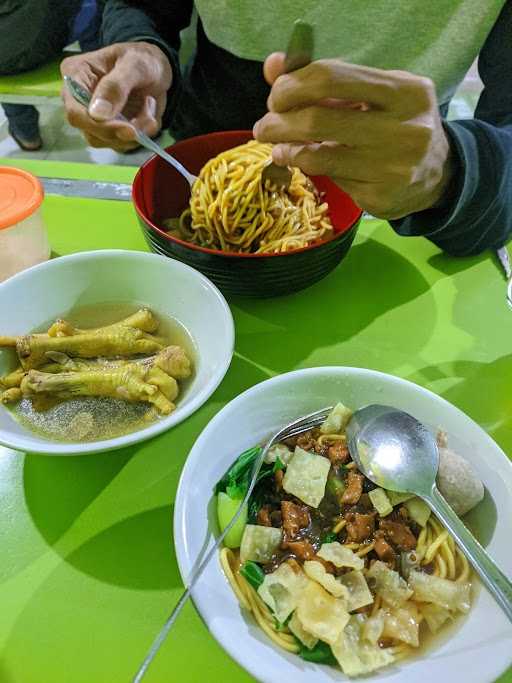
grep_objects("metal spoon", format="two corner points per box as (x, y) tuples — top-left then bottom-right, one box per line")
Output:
(260, 20), (314, 191)
(346, 404), (512, 622)
(63, 75), (198, 187)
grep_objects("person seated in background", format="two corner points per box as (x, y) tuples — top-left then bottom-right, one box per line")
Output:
(0, 0), (100, 150)
(61, 1), (512, 256)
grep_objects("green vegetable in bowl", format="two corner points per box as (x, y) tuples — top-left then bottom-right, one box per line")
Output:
(217, 492), (248, 548)
(326, 475), (346, 497)
(215, 445), (288, 535)
(240, 560), (265, 589)
(321, 531), (338, 543)
(368, 488), (393, 516)
(215, 446), (263, 499)
(404, 497), (431, 527)
(298, 640), (337, 664)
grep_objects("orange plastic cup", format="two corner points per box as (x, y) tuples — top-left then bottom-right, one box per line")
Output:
(0, 167), (49, 282)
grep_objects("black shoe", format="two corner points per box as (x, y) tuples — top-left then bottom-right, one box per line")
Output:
(8, 126), (43, 152)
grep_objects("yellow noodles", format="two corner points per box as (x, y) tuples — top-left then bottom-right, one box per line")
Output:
(176, 141), (333, 253)
(221, 514), (471, 665)
(220, 548), (300, 653)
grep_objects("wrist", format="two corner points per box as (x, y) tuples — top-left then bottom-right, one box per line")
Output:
(428, 127), (458, 211)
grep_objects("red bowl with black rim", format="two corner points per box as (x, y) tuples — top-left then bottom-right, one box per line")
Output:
(132, 130), (362, 298)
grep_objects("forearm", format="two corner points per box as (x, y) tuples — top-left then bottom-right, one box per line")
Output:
(390, 118), (512, 256)
(392, 0), (512, 256)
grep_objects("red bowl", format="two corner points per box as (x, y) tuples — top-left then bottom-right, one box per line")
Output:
(132, 130), (362, 297)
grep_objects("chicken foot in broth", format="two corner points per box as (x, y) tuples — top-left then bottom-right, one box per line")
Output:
(46, 307), (159, 337)
(20, 364), (178, 415)
(0, 366), (25, 388)
(0, 308), (193, 436)
(4, 345), (190, 416)
(40, 345), (191, 380)
(5, 326), (164, 371)
(0, 345), (191, 409)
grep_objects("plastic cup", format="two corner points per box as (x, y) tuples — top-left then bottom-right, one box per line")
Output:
(0, 166), (49, 282)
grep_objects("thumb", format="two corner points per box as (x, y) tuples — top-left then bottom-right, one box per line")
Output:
(88, 57), (142, 121)
(263, 51), (287, 85)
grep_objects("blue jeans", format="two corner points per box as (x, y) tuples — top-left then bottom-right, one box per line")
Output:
(2, 103), (40, 140)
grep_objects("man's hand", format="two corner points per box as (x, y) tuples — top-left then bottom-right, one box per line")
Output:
(61, 42), (172, 152)
(255, 56), (454, 220)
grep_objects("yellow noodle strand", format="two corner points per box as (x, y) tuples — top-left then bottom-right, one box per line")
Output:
(177, 141), (333, 253)
(332, 518), (346, 534)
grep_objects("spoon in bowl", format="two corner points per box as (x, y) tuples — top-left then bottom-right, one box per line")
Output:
(63, 75), (198, 187)
(346, 403), (512, 622)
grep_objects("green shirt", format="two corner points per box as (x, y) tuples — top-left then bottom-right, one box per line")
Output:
(195, 0), (504, 103)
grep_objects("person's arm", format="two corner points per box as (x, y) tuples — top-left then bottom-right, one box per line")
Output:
(390, 0), (512, 256)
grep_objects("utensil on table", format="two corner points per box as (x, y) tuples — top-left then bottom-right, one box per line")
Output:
(346, 403), (512, 622)
(132, 406), (332, 683)
(261, 20), (314, 191)
(495, 247), (512, 308)
(63, 75), (198, 187)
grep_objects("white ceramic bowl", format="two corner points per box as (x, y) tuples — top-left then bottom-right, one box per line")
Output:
(174, 367), (512, 683)
(0, 250), (234, 455)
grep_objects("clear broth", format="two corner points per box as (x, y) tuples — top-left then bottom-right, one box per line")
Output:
(9, 302), (195, 443)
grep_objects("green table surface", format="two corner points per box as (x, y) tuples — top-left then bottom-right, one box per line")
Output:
(0, 157), (510, 683)
(0, 58), (62, 98)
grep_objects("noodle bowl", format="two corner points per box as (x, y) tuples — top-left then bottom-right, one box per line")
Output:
(215, 403), (476, 677)
(170, 141), (334, 254)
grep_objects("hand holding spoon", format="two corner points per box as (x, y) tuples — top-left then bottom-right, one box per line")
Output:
(346, 404), (512, 622)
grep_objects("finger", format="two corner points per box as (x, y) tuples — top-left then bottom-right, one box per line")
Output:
(60, 53), (107, 93)
(268, 59), (435, 115)
(64, 93), (136, 143)
(84, 131), (139, 153)
(254, 106), (392, 146)
(84, 132), (112, 148)
(61, 68), (137, 147)
(131, 95), (160, 138)
(272, 142), (381, 182)
(263, 51), (286, 85)
(88, 54), (152, 121)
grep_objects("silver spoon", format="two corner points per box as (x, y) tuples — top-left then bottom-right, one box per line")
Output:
(346, 403), (512, 622)
(260, 20), (314, 191)
(63, 75), (198, 187)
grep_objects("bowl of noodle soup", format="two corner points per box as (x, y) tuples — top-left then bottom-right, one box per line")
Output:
(174, 367), (512, 683)
(132, 131), (362, 297)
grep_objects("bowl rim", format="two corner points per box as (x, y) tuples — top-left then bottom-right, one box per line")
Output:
(0, 249), (235, 455)
(132, 130), (363, 260)
(173, 365), (512, 683)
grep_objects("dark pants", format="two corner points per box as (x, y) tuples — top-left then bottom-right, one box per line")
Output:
(2, 103), (40, 140)
(0, 0), (100, 142)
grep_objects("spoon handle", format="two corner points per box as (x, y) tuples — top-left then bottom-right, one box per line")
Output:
(426, 485), (512, 623)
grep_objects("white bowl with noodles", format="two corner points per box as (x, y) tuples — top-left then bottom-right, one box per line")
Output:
(132, 131), (363, 298)
(0, 250), (234, 455)
(174, 366), (512, 683)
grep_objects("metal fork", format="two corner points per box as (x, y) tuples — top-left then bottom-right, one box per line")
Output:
(132, 405), (333, 683)
(63, 75), (198, 187)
